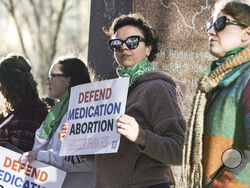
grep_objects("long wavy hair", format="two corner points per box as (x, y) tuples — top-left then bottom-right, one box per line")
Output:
(0, 55), (44, 115)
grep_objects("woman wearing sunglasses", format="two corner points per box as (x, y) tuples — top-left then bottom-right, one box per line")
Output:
(0, 55), (48, 152)
(184, 0), (250, 187)
(100, 13), (186, 188)
(20, 57), (94, 188)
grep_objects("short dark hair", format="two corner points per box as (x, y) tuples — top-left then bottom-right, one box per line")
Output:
(0, 55), (43, 112)
(55, 57), (91, 91)
(105, 13), (159, 62)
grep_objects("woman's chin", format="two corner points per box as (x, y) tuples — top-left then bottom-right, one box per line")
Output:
(210, 48), (225, 58)
(48, 92), (54, 98)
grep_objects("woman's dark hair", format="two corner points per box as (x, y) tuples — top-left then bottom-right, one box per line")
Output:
(0, 55), (44, 113)
(56, 57), (91, 92)
(214, 0), (250, 26)
(105, 13), (159, 62)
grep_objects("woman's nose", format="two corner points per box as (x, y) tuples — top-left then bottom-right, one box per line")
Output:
(120, 43), (129, 51)
(207, 26), (216, 36)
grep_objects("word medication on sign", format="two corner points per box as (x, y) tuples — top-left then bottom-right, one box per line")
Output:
(68, 87), (120, 135)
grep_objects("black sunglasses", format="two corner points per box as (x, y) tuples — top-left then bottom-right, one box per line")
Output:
(47, 73), (67, 82)
(207, 16), (247, 33)
(109, 35), (145, 51)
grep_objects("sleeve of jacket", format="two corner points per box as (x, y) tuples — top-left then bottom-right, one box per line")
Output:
(137, 79), (186, 165)
(37, 148), (93, 173)
(34, 119), (93, 173)
(7, 119), (40, 152)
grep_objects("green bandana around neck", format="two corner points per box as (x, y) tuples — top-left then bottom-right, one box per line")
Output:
(116, 59), (154, 87)
(203, 46), (246, 74)
(41, 95), (69, 139)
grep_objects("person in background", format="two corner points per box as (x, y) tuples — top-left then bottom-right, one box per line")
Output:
(21, 57), (94, 188)
(183, 0), (250, 187)
(60, 13), (186, 188)
(0, 54), (48, 152)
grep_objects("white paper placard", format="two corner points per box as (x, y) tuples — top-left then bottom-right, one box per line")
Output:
(60, 77), (129, 156)
(0, 146), (66, 188)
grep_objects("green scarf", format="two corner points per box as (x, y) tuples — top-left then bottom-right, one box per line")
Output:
(203, 46), (245, 74)
(41, 95), (69, 139)
(116, 59), (154, 87)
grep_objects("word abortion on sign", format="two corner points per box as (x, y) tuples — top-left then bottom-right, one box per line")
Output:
(0, 146), (66, 188)
(60, 77), (129, 156)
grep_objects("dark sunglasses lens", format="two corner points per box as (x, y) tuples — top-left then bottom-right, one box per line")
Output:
(126, 37), (139, 49)
(110, 40), (122, 51)
(215, 17), (226, 32)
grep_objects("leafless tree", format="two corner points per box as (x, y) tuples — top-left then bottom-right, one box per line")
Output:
(0, 0), (74, 93)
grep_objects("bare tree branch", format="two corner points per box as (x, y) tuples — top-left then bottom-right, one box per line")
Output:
(50, 0), (68, 61)
(0, 0), (10, 10)
(0, 0), (88, 95)
(4, 0), (29, 59)
(28, 0), (40, 28)
(27, 0), (45, 62)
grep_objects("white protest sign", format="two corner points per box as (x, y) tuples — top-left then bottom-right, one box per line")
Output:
(59, 77), (129, 156)
(0, 146), (66, 188)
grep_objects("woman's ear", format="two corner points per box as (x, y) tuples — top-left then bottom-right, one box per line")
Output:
(65, 77), (71, 87)
(241, 26), (250, 43)
(146, 45), (152, 57)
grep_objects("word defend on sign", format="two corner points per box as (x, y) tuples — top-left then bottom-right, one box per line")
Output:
(0, 146), (66, 188)
(59, 77), (129, 156)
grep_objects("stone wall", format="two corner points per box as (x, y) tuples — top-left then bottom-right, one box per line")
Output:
(133, 1), (216, 187)
(133, 0), (216, 118)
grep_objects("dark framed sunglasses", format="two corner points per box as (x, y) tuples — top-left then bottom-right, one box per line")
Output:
(109, 35), (145, 51)
(207, 16), (247, 33)
(47, 73), (67, 82)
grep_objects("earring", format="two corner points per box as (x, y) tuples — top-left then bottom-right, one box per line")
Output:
(112, 61), (119, 69)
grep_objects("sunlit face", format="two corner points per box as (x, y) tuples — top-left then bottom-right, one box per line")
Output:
(113, 25), (152, 67)
(46, 63), (70, 100)
(207, 12), (249, 58)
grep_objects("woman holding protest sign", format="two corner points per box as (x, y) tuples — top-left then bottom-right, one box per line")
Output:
(59, 13), (186, 188)
(101, 13), (186, 188)
(20, 57), (94, 188)
(0, 54), (48, 152)
(183, 0), (250, 187)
